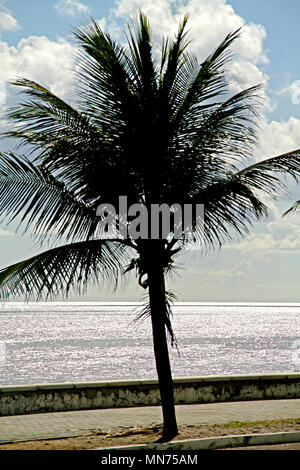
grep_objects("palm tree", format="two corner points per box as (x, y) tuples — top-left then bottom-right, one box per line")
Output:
(1, 14), (300, 441)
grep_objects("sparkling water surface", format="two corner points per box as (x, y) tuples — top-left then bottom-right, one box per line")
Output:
(0, 302), (299, 385)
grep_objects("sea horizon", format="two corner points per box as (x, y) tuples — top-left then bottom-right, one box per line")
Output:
(2, 300), (300, 306)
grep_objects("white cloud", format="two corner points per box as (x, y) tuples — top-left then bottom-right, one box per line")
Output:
(226, 226), (300, 256)
(0, 1), (19, 32)
(0, 9), (18, 31)
(54, 0), (90, 17)
(0, 79), (5, 107)
(0, 36), (75, 100)
(257, 116), (300, 160)
(222, 204), (300, 256)
(226, 59), (268, 94)
(278, 79), (300, 105)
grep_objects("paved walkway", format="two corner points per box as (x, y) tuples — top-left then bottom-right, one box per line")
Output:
(0, 399), (300, 443)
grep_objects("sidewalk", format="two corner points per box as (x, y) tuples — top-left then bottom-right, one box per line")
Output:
(0, 399), (300, 443)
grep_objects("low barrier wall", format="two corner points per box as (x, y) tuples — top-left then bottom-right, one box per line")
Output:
(1, 373), (300, 416)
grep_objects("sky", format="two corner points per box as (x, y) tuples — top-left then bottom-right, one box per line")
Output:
(0, 0), (300, 302)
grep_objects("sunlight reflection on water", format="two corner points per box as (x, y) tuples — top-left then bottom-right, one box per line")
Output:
(0, 302), (299, 385)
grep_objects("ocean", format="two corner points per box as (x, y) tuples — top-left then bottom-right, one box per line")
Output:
(0, 302), (299, 386)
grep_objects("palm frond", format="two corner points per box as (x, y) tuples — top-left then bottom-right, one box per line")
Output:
(282, 200), (300, 217)
(158, 15), (190, 102)
(172, 28), (242, 126)
(170, 84), (263, 199)
(177, 177), (266, 250)
(160, 36), (264, 202)
(2, 79), (143, 204)
(186, 148), (300, 249)
(0, 152), (100, 242)
(236, 149), (300, 196)
(126, 12), (158, 98)
(131, 292), (178, 348)
(4, 79), (99, 149)
(0, 239), (130, 300)
(73, 18), (136, 126)
(2, 79), (111, 199)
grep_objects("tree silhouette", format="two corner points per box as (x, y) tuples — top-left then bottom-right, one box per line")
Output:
(1, 14), (300, 441)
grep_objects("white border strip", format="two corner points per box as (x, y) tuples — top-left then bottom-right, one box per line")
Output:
(96, 431), (300, 451)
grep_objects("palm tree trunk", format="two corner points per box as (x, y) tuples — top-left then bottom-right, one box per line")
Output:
(147, 261), (178, 441)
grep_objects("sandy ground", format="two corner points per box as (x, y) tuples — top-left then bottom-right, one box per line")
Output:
(0, 418), (300, 450)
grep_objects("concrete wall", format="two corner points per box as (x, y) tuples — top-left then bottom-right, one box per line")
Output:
(1, 373), (300, 416)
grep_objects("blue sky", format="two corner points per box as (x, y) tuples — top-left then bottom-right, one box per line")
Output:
(230, 0), (300, 122)
(1, 0), (300, 302)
